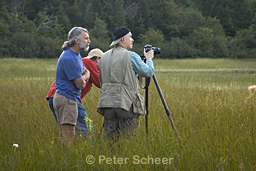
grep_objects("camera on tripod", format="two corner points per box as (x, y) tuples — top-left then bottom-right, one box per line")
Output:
(139, 44), (182, 146)
(141, 44), (161, 60)
(144, 44), (161, 54)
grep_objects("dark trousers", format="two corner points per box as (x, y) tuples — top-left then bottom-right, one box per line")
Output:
(103, 105), (137, 141)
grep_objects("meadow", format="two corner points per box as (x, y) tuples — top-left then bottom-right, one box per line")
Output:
(0, 58), (256, 170)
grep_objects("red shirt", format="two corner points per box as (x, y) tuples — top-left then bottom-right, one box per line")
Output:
(46, 58), (100, 102)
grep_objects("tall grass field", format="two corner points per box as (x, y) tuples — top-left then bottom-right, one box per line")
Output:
(0, 58), (256, 170)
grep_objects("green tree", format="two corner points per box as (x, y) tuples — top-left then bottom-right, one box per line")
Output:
(34, 11), (56, 36)
(233, 26), (256, 57)
(0, 0), (8, 7)
(0, 0), (255, 59)
(138, 28), (164, 46)
(34, 35), (62, 58)
(99, 0), (126, 33)
(189, 27), (214, 58)
(11, 32), (38, 58)
(191, 0), (254, 37)
(8, 13), (36, 34)
(87, 14), (111, 54)
(52, 18), (66, 40)
(127, 0), (152, 39)
(179, 9), (225, 38)
(53, 1), (72, 33)
(7, 13), (37, 58)
(0, 6), (11, 58)
(81, 1), (95, 29)
(188, 27), (228, 58)
(147, 0), (181, 41)
(167, 37), (200, 59)
(67, 0), (82, 26)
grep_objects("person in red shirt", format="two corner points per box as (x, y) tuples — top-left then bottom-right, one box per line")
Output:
(46, 48), (103, 138)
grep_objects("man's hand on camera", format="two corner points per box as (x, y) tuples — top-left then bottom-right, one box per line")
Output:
(144, 50), (154, 60)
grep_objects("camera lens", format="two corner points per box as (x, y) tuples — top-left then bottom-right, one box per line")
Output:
(152, 47), (161, 54)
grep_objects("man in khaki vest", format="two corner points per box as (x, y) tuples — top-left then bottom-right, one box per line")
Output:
(97, 27), (154, 141)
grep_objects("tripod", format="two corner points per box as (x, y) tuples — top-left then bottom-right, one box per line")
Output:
(139, 74), (182, 147)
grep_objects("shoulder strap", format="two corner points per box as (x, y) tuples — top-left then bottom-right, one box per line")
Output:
(121, 52), (128, 84)
(109, 49), (114, 82)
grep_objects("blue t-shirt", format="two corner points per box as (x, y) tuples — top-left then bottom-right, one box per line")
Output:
(55, 48), (84, 103)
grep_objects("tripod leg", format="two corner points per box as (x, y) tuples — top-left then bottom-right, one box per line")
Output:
(145, 85), (149, 135)
(152, 74), (182, 147)
(139, 76), (150, 136)
(145, 77), (150, 135)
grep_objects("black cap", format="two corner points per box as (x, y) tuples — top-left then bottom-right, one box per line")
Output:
(110, 27), (130, 46)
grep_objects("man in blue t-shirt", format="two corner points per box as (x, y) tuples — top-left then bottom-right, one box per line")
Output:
(53, 27), (91, 143)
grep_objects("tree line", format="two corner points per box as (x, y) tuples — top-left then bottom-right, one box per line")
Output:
(1, 0), (256, 59)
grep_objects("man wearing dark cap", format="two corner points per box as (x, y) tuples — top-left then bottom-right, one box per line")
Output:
(97, 26), (154, 141)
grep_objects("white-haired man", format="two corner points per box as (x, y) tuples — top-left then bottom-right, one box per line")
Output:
(97, 27), (154, 141)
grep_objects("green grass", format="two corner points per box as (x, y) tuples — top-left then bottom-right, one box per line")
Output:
(0, 58), (256, 170)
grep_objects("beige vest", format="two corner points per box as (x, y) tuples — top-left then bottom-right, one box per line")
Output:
(97, 46), (146, 115)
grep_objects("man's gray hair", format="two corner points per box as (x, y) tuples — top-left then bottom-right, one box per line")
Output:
(62, 27), (89, 50)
